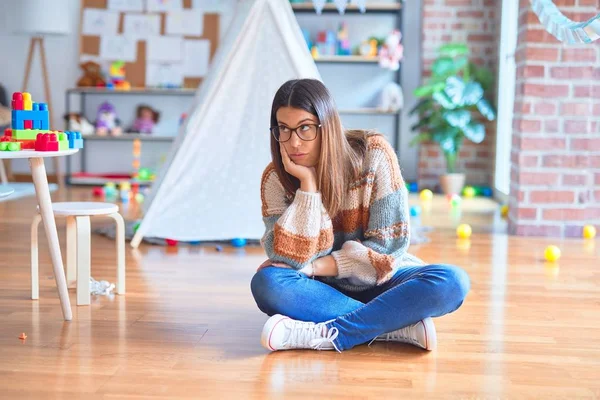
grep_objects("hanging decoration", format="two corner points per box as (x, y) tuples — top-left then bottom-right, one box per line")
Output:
(312, 0), (326, 14)
(333, 0), (349, 14)
(530, 0), (600, 44)
(351, 0), (367, 13)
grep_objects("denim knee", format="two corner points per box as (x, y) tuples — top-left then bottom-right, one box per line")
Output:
(250, 267), (296, 315)
(442, 264), (471, 307)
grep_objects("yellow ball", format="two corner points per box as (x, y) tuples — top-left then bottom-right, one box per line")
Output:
(583, 225), (596, 239)
(456, 224), (472, 239)
(501, 204), (509, 218)
(463, 186), (476, 198)
(544, 245), (561, 262)
(420, 189), (433, 201)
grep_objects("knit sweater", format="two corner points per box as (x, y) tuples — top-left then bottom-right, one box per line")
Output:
(260, 134), (425, 292)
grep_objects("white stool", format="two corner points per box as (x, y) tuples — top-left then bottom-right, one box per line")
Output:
(31, 202), (126, 305)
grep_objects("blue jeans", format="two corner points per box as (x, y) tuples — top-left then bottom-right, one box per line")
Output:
(250, 264), (470, 351)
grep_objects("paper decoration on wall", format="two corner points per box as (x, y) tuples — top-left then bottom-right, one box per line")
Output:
(333, 0), (348, 14)
(350, 0), (366, 13)
(531, 0), (600, 44)
(312, 0), (326, 14)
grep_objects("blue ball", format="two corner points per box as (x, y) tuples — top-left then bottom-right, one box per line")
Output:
(215, 245), (223, 252)
(482, 187), (493, 197)
(410, 205), (421, 217)
(230, 238), (246, 248)
(409, 182), (418, 193)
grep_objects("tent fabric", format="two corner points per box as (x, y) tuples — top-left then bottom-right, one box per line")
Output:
(131, 0), (321, 247)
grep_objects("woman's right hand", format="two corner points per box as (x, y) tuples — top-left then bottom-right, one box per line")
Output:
(280, 144), (317, 191)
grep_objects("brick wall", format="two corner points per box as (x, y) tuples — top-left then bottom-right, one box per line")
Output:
(418, 0), (501, 190)
(508, 0), (600, 237)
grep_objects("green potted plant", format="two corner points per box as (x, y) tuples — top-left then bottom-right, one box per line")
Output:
(409, 43), (497, 195)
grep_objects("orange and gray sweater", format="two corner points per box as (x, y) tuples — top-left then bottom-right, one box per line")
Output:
(260, 135), (424, 292)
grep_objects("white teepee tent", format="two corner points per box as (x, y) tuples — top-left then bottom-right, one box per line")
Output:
(131, 0), (321, 248)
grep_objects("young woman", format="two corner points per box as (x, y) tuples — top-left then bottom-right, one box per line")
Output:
(251, 79), (470, 352)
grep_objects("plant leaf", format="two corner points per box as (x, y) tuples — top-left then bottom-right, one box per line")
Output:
(462, 81), (484, 106)
(413, 82), (446, 98)
(443, 76), (465, 105)
(409, 98), (434, 115)
(438, 43), (470, 58)
(476, 98), (496, 120)
(463, 122), (485, 143)
(439, 136), (456, 153)
(409, 132), (431, 146)
(432, 90), (456, 109)
(432, 57), (456, 77)
(444, 110), (472, 129)
(472, 62), (494, 91)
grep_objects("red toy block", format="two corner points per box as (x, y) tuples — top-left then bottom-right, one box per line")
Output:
(20, 140), (35, 150)
(24, 121), (33, 129)
(35, 133), (59, 151)
(0, 136), (13, 142)
(11, 92), (24, 110)
(3, 128), (12, 138)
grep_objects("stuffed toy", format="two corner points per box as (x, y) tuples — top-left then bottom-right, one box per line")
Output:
(77, 61), (106, 87)
(64, 112), (95, 136)
(379, 82), (404, 112)
(130, 104), (160, 134)
(95, 102), (122, 136)
(378, 30), (404, 71)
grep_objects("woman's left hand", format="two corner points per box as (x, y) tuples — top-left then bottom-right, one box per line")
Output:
(257, 259), (293, 272)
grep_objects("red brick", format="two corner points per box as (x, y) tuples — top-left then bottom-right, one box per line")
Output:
(579, 0), (598, 5)
(444, 0), (473, 5)
(514, 101), (532, 114)
(517, 207), (538, 219)
(526, 47), (560, 61)
(596, 173), (600, 185)
(525, 29), (558, 42)
(586, 208), (600, 220)
(427, 149), (440, 157)
(543, 208), (586, 221)
(530, 190), (576, 203)
(468, 34), (494, 42)
(574, 86), (591, 97)
(518, 65), (545, 78)
(591, 156), (600, 167)
(516, 118), (542, 133)
(550, 66), (595, 79)
(544, 120), (560, 133)
(534, 102), (557, 115)
(594, 104), (600, 116)
(423, 10), (453, 18)
(518, 172), (560, 185)
(562, 174), (589, 185)
(562, 48), (597, 62)
(595, 190), (600, 201)
(593, 86), (600, 99)
(523, 84), (569, 97)
(477, 150), (491, 158)
(554, 0), (575, 5)
(520, 138), (566, 150)
(542, 155), (590, 168)
(514, 224), (562, 237)
(561, 103), (592, 116)
(565, 120), (590, 134)
(571, 138), (600, 151)
(457, 10), (484, 17)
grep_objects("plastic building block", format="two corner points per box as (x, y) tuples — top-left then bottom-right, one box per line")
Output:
(11, 129), (44, 140)
(3, 128), (11, 138)
(20, 140), (35, 150)
(57, 132), (69, 151)
(0, 141), (21, 151)
(34, 133), (59, 151)
(12, 107), (49, 130)
(66, 131), (83, 149)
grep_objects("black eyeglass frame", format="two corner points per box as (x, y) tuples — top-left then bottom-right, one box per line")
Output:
(270, 123), (322, 143)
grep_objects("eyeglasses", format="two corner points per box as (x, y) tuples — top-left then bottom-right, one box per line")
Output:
(270, 123), (321, 143)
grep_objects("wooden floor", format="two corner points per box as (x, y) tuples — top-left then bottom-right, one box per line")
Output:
(1, 188), (599, 399)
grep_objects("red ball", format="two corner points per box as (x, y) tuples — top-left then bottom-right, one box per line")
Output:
(165, 239), (178, 246)
(92, 187), (104, 197)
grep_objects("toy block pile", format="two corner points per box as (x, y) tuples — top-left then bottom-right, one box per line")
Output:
(0, 92), (84, 152)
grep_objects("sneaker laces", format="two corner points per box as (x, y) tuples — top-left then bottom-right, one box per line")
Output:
(282, 320), (340, 351)
(368, 323), (420, 347)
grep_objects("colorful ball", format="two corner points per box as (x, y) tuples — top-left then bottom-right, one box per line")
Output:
(135, 193), (144, 203)
(456, 224), (472, 239)
(481, 187), (493, 197)
(501, 204), (509, 218)
(215, 245), (223, 252)
(409, 205), (421, 217)
(165, 239), (178, 246)
(420, 189), (433, 201)
(450, 194), (462, 207)
(231, 238), (246, 247)
(463, 186), (476, 198)
(583, 225), (596, 239)
(544, 245), (561, 262)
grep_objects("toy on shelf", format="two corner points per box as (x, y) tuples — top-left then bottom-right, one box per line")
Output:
(379, 82), (403, 112)
(95, 102), (122, 136)
(76, 61), (106, 87)
(0, 92), (83, 152)
(64, 112), (95, 136)
(379, 29), (404, 71)
(337, 22), (351, 56)
(107, 61), (131, 91)
(130, 105), (160, 134)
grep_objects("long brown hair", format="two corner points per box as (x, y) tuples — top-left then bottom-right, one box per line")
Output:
(270, 79), (375, 218)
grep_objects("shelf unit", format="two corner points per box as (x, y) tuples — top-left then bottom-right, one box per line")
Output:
(292, 1), (403, 150)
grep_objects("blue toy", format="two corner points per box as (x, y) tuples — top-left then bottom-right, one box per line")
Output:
(231, 238), (246, 248)
(410, 205), (421, 217)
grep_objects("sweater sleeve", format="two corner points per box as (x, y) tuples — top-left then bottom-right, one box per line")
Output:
(330, 140), (414, 286)
(260, 164), (334, 270)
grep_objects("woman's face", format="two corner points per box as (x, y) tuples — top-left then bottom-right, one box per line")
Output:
(275, 106), (322, 168)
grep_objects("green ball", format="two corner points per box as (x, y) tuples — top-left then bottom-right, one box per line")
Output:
(138, 168), (151, 181)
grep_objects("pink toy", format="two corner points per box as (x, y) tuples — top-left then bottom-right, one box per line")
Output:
(379, 30), (404, 71)
(130, 104), (160, 134)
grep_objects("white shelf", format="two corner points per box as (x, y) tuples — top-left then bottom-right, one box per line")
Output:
(68, 176), (154, 186)
(314, 55), (379, 63)
(291, 2), (402, 12)
(83, 134), (175, 142)
(67, 87), (196, 96)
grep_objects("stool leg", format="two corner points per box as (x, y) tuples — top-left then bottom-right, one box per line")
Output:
(76, 216), (91, 306)
(30, 214), (42, 300)
(108, 212), (126, 294)
(66, 216), (77, 285)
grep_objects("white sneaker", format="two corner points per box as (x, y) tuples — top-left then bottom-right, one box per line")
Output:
(371, 317), (437, 351)
(261, 314), (340, 352)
